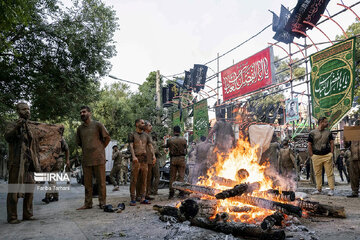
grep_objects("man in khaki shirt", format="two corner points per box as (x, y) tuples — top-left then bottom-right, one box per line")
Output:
(109, 145), (122, 191)
(76, 106), (110, 210)
(164, 126), (187, 199)
(128, 119), (155, 206)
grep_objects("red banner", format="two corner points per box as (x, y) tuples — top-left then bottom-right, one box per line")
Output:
(221, 47), (275, 101)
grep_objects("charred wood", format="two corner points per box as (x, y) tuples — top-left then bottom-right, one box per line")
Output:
(263, 190), (296, 202)
(179, 199), (199, 220)
(153, 205), (186, 221)
(190, 217), (286, 240)
(215, 182), (261, 199)
(261, 211), (284, 231)
(295, 199), (346, 218)
(172, 181), (220, 196)
(233, 195), (302, 217)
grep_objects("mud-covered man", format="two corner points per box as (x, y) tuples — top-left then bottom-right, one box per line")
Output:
(76, 106), (110, 210)
(5, 102), (41, 224)
(308, 117), (335, 196)
(278, 139), (296, 180)
(208, 110), (235, 154)
(109, 145), (122, 191)
(128, 119), (155, 206)
(164, 126), (187, 199)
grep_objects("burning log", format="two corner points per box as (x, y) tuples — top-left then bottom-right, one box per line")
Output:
(172, 181), (219, 196)
(234, 195), (302, 217)
(262, 190), (296, 202)
(295, 199), (346, 218)
(190, 217), (286, 240)
(230, 206), (253, 212)
(211, 176), (238, 187)
(260, 211), (284, 231)
(215, 182), (261, 199)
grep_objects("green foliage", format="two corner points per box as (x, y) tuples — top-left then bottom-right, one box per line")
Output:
(92, 82), (134, 143)
(0, 0), (119, 122)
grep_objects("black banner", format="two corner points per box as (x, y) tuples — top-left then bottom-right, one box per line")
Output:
(168, 83), (180, 101)
(184, 70), (192, 90)
(191, 64), (207, 93)
(162, 87), (168, 104)
(285, 0), (330, 38)
(272, 5), (294, 44)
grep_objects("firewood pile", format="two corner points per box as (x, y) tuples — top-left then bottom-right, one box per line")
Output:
(154, 180), (346, 240)
(154, 139), (346, 239)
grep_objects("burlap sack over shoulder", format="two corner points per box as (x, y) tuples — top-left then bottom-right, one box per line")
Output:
(28, 122), (63, 172)
(248, 125), (275, 162)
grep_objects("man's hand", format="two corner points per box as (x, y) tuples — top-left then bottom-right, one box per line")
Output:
(152, 156), (156, 165)
(133, 156), (138, 163)
(66, 160), (70, 170)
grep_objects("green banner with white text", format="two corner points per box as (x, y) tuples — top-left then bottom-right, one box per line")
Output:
(193, 99), (209, 141)
(310, 37), (356, 129)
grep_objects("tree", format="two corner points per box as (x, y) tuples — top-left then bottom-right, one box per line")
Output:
(0, 0), (119, 122)
(92, 82), (134, 143)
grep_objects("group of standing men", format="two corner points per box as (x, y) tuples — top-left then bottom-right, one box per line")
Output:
(5, 103), (189, 224)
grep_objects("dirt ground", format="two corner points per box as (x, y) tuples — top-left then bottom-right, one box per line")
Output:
(0, 177), (359, 240)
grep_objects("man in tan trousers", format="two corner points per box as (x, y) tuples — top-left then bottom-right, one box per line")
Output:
(76, 105), (110, 210)
(308, 117), (335, 196)
(129, 119), (155, 206)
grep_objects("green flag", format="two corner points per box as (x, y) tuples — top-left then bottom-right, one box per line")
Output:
(193, 99), (209, 141)
(172, 110), (184, 132)
(310, 37), (356, 129)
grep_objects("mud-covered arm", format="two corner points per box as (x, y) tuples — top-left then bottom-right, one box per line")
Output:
(4, 121), (21, 142)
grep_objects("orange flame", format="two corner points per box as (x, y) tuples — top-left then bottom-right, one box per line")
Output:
(196, 137), (283, 223)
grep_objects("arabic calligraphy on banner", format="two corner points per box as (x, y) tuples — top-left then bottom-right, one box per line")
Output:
(193, 100), (209, 141)
(221, 47), (275, 101)
(310, 37), (356, 129)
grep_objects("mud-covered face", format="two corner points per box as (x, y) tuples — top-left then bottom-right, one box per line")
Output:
(80, 108), (91, 122)
(145, 123), (152, 132)
(136, 119), (145, 130)
(17, 104), (30, 120)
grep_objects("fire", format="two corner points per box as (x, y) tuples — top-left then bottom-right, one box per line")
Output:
(197, 137), (282, 223)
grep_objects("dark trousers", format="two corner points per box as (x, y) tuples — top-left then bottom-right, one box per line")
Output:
(109, 164), (121, 186)
(337, 166), (349, 182)
(83, 164), (106, 207)
(169, 156), (186, 196)
(130, 156), (148, 201)
(7, 166), (34, 222)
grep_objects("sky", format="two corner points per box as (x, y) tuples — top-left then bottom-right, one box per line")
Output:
(102, 0), (359, 86)
(99, 0), (360, 119)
